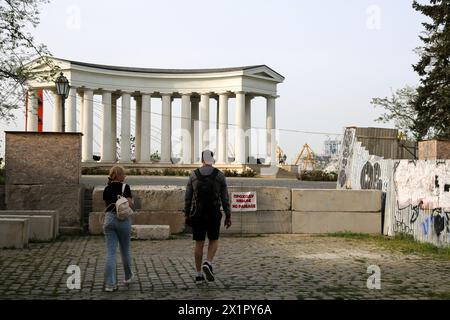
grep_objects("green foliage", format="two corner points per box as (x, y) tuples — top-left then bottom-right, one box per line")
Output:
(410, 0), (450, 139)
(298, 170), (337, 181)
(223, 168), (256, 178)
(150, 151), (161, 161)
(162, 169), (190, 176)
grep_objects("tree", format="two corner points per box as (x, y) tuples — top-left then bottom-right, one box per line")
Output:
(411, 0), (450, 139)
(0, 0), (57, 121)
(371, 86), (419, 139)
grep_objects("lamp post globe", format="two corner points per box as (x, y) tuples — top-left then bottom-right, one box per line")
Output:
(55, 72), (70, 132)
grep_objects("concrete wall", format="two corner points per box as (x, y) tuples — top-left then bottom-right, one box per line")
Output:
(5, 132), (84, 232)
(336, 127), (450, 247)
(89, 185), (380, 236)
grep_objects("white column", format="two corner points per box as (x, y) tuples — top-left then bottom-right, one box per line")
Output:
(82, 89), (94, 162)
(27, 90), (39, 132)
(120, 92), (131, 163)
(266, 96), (276, 164)
(234, 92), (246, 164)
(181, 93), (192, 164)
(52, 92), (62, 132)
(191, 97), (200, 163)
(245, 95), (253, 163)
(66, 87), (77, 132)
(101, 91), (113, 162)
(134, 96), (142, 162)
(218, 93), (229, 164)
(161, 93), (172, 163)
(79, 92), (84, 133)
(140, 93), (151, 163)
(111, 94), (118, 161)
(215, 98), (219, 155)
(199, 93), (210, 152)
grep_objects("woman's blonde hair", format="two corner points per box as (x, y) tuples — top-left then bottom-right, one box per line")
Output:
(108, 165), (126, 184)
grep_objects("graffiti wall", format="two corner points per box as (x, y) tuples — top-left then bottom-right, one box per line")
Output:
(337, 127), (450, 247)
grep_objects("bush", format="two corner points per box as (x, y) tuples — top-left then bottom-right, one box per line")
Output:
(223, 168), (256, 178)
(298, 170), (338, 181)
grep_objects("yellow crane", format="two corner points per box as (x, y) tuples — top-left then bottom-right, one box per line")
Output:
(293, 144), (316, 171)
(276, 146), (287, 164)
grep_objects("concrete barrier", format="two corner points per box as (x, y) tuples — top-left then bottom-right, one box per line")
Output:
(89, 211), (185, 235)
(0, 210), (59, 238)
(131, 225), (170, 240)
(0, 218), (30, 249)
(0, 215), (53, 241)
(228, 187), (291, 211)
(292, 189), (382, 212)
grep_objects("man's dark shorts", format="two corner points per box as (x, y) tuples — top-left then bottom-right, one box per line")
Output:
(192, 213), (222, 241)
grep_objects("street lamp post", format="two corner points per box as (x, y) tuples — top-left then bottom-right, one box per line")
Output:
(55, 72), (70, 132)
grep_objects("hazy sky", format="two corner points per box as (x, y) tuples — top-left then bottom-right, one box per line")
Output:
(1, 0), (425, 162)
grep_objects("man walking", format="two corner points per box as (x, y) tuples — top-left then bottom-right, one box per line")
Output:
(184, 150), (232, 283)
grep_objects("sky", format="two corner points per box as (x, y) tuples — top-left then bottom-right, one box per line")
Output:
(0, 0), (425, 162)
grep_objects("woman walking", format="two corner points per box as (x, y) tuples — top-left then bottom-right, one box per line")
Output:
(103, 165), (135, 292)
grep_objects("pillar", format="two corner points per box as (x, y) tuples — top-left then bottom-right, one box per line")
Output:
(135, 95), (142, 162)
(27, 90), (39, 132)
(218, 93), (229, 163)
(181, 93), (192, 164)
(101, 91), (113, 162)
(140, 93), (151, 163)
(111, 94), (119, 161)
(245, 95), (253, 163)
(234, 92), (246, 164)
(120, 92), (132, 163)
(266, 96), (276, 164)
(191, 96), (200, 163)
(66, 87), (77, 132)
(82, 89), (94, 162)
(52, 92), (62, 132)
(161, 93), (172, 163)
(199, 93), (210, 153)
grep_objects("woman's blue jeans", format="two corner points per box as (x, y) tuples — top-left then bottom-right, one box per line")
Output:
(103, 212), (132, 286)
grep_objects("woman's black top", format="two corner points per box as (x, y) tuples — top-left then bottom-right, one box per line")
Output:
(103, 182), (132, 212)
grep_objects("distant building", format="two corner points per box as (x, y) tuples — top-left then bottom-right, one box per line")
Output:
(323, 138), (341, 158)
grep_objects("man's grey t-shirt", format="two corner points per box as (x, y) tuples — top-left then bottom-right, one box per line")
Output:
(184, 166), (231, 217)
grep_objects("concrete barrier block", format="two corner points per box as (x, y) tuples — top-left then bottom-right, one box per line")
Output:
(131, 225), (170, 240)
(221, 213), (242, 234)
(0, 215), (53, 242)
(229, 186), (291, 211)
(292, 211), (381, 234)
(6, 185), (83, 228)
(291, 189), (382, 212)
(92, 186), (185, 212)
(0, 210), (59, 238)
(89, 211), (185, 235)
(241, 211), (292, 234)
(0, 218), (30, 249)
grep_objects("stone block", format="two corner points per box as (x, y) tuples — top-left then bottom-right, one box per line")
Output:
(5, 185), (83, 228)
(292, 211), (381, 234)
(0, 215), (53, 242)
(241, 211), (292, 234)
(221, 212), (243, 234)
(229, 186), (291, 211)
(131, 225), (170, 240)
(291, 189), (382, 212)
(92, 186), (185, 212)
(0, 218), (30, 249)
(419, 139), (450, 160)
(89, 211), (185, 235)
(5, 132), (82, 185)
(0, 210), (59, 238)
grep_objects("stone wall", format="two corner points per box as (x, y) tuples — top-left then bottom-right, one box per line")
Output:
(89, 185), (381, 236)
(5, 132), (84, 232)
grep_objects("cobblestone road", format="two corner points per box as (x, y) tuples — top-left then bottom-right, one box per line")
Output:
(1, 234), (449, 300)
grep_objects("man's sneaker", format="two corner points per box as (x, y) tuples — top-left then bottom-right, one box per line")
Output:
(195, 274), (205, 284)
(202, 262), (215, 281)
(123, 273), (135, 285)
(104, 285), (118, 292)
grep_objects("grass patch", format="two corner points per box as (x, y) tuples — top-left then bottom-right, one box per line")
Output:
(324, 232), (450, 260)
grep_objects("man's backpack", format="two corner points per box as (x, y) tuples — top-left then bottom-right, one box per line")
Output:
(193, 168), (220, 217)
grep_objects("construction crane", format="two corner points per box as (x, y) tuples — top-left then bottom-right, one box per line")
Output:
(293, 144), (316, 171)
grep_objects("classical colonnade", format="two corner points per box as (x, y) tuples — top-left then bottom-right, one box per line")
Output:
(26, 58), (284, 165)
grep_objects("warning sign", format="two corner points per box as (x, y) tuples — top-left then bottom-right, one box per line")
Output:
(231, 192), (257, 212)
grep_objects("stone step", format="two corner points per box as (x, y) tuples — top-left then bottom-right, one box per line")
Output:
(0, 210), (59, 238)
(0, 215), (54, 242)
(131, 225), (170, 240)
(0, 218), (30, 249)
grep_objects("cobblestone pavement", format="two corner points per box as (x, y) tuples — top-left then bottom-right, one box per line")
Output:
(0, 234), (449, 300)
